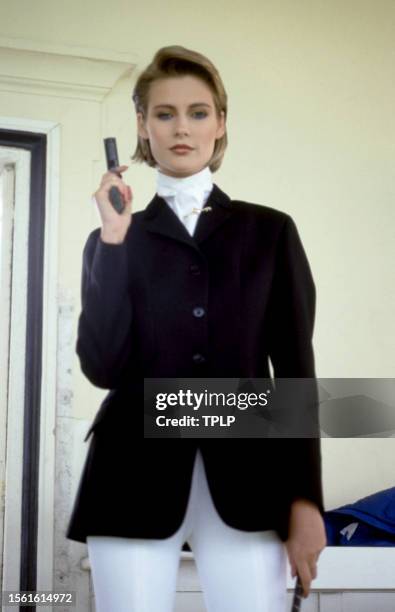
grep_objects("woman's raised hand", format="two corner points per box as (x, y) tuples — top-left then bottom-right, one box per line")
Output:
(93, 165), (133, 243)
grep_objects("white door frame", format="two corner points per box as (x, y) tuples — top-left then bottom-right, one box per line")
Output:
(0, 116), (60, 594)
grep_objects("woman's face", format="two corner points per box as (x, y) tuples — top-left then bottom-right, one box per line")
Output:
(137, 75), (225, 178)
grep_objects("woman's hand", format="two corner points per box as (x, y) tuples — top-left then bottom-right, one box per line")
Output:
(93, 165), (133, 243)
(284, 498), (327, 599)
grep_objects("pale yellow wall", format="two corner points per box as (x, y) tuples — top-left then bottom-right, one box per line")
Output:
(0, 0), (394, 509)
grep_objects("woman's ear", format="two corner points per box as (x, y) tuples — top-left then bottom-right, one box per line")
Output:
(136, 112), (149, 139)
(216, 110), (226, 139)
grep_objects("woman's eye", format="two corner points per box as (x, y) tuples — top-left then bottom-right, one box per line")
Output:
(156, 111), (208, 120)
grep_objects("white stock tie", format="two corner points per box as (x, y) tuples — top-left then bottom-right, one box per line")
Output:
(157, 185), (210, 236)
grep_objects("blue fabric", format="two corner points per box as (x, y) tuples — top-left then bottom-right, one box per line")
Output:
(324, 486), (395, 546)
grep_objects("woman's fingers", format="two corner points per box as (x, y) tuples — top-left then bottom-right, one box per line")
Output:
(92, 164), (133, 235)
(98, 168), (131, 204)
(120, 186), (133, 216)
(296, 552), (320, 597)
(296, 560), (314, 598)
(286, 543), (320, 598)
(109, 164), (128, 177)
(286, 500), (326, 598)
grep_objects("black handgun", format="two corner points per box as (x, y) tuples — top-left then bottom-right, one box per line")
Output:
(104, 137), (125, 213)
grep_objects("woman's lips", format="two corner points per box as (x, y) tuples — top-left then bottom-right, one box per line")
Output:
(170, 147), (193, 154)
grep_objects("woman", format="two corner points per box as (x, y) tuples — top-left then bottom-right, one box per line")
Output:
(66, 45), (327, 611)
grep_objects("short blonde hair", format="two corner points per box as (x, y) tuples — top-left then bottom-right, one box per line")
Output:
(131, 45), (228, 172)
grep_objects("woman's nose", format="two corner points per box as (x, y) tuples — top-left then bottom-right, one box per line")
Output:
(174, 117), (190, 135)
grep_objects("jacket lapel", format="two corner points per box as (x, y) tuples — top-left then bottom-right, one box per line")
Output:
(142, 183), (234, 250)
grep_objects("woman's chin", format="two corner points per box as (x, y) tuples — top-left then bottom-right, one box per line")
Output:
(157, 161), (203, 178)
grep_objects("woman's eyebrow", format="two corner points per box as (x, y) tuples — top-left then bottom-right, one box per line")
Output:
(153, 103), (212, 110)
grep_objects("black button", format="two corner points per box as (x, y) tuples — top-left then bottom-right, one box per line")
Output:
(190, 264), (201, 275)
(193, 307), (205, 318)
(193, 353), (206, 364)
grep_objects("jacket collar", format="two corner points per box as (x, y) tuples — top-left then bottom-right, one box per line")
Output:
(142, 183), (234, 250)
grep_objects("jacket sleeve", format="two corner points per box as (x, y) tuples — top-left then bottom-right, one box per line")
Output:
(267, 214), (325, 516)
(75, 228), (133, 389)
